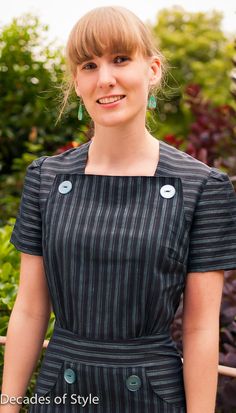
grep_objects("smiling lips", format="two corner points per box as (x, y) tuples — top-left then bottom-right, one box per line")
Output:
(97, 95), (126, 104)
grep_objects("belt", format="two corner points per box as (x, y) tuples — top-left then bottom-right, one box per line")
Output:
(46, 323), (179, 367)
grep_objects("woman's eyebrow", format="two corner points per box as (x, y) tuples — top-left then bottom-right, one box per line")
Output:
(81, 55), (95, 63)
(79, 50), (131, 64)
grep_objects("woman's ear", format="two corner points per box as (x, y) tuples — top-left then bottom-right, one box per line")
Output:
(149, 57), (162, 86)
(74, 75), (81, 97)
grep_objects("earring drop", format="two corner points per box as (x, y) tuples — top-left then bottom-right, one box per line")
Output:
(148, 94), (157, 109)
(78, 101), (83, 121)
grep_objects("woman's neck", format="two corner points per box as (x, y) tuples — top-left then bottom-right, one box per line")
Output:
(85, 127), (160, 176)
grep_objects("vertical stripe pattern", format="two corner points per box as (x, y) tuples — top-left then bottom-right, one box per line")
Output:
(42, 172), (187, 338)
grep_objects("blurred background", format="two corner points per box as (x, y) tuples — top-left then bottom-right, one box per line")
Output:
(0, 1), (236, 412)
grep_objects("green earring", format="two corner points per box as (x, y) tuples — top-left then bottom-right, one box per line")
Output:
(78, 101), (83, 121)
(148, 94), (157, 109)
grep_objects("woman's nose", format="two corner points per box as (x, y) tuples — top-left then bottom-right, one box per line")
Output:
(97, 65), (116, 88)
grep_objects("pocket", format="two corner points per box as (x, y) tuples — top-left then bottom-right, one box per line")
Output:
(34, 359), (78, 398)
(156, 177), (189, 267)
(166, 245), (188, 266)
(145, 356), (186, 408)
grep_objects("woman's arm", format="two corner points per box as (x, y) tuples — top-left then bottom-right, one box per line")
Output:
(0, 253), (52, 413)
(182, 270), (224, 413)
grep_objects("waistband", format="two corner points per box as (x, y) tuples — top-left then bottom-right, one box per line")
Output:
(46, 324), (180, 367)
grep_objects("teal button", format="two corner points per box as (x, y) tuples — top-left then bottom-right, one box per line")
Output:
(126, 375), (141, 391)
(64, 368), (76, 384)
(58, 181), (72, 194)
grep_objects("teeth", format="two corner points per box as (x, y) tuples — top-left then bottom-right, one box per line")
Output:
(98, 95), (124, 104)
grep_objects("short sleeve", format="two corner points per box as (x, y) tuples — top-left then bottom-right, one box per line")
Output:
(9, 156), (47, 256)
(187, 167), (236, 273)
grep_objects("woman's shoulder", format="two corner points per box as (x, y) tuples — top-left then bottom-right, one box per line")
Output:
(160, 140), (210, 176)
(160, 140), (227, 183)
(33, 141), (89, 174)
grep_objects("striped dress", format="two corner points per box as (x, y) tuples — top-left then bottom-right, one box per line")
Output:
(10, 139), (236, 412)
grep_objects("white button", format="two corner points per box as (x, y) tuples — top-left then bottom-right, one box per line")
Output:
(58, 180), (72, 194)
(160, 184), (176, 199)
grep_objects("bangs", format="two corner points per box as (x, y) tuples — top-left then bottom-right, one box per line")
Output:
(66, 6), (154, 73)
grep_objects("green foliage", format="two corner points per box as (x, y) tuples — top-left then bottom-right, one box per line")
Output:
(0, 221), (20, 397)
(0, 14), (90, 226)
(148, 7), (235, 138)
(0, 14), (88, 176)
(0, 220), (19, 313)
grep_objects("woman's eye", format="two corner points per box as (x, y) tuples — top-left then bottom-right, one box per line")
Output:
(82, 63), (96, 70)
(114, 56), (129, 63)
(81, 56), (129, 70)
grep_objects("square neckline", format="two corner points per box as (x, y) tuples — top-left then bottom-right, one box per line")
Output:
(81, 139), (164, 177)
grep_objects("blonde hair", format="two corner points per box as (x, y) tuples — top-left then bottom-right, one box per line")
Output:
(56, 6), (167, 124)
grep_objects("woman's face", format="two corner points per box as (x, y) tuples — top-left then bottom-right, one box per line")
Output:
(74, 50), (160, 127)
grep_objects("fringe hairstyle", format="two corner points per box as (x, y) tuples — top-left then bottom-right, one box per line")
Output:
(56, 6), (167, 125)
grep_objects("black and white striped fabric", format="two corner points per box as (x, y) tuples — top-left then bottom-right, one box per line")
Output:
(9, 139), (236, 412)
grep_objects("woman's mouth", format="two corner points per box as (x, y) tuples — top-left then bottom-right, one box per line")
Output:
(96, 95), (126, 106)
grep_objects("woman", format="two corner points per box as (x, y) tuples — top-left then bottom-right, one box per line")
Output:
(2, 6), (236, 413)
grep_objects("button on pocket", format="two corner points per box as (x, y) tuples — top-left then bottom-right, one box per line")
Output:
(64, 368), (77, 384)
(126, 374), (142, 392)
(34, 359), (79, 397)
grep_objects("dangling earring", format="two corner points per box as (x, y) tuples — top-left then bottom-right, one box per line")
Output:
(78, 99), (83, 121)
(147, 94), (157, 109)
